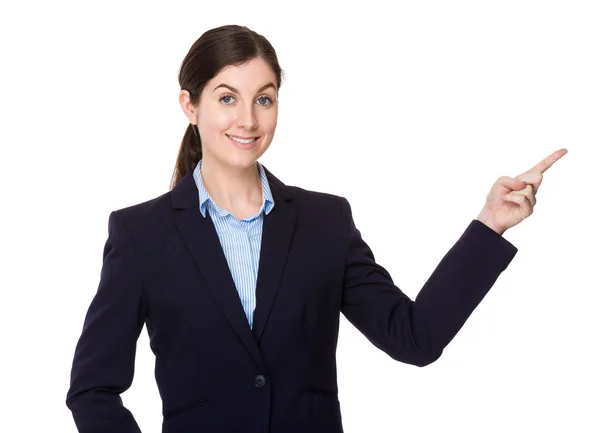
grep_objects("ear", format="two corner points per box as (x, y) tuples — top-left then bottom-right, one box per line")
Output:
(179, 90), (198, 125)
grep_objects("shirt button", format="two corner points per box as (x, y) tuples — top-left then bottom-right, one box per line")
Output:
(254, 374), (266, 388)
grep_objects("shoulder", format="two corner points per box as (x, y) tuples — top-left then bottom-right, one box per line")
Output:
(283, 184), (352, 228)
(112, 191), (170, 224)
(261, 163), (351, 215)
(107, 190), (172, 249)
(286, 184), (348, 209)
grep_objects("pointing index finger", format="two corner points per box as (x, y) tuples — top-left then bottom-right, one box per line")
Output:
(529, 148), (568, 174)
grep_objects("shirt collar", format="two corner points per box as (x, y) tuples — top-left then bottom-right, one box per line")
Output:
(192, 159), (275, 218)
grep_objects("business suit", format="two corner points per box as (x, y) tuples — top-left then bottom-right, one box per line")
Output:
(66, 164), (518, 433)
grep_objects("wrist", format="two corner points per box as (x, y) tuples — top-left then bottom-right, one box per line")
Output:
(476, 213), (504, 236)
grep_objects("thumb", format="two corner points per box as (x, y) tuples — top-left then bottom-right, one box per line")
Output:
(498, 176), (526, 191)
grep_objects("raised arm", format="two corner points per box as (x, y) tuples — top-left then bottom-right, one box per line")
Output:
(340, 197), (518, 367)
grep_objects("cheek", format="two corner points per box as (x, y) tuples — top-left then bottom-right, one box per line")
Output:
(260, 110), (278, 132)
(202, 111), (236, 136)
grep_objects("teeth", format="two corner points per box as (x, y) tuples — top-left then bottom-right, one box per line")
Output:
(229, 135), (257, 144)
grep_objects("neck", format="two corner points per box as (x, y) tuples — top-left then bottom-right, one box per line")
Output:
(200, 156), (263, 212)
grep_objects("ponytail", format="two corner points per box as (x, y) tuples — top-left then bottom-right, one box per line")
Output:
(170, 123), (202, 190)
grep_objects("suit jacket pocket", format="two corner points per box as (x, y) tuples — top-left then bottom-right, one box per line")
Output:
(305, 388), (343, 432)
(307, 387), (339, 400)
(163, 397), (210, 420)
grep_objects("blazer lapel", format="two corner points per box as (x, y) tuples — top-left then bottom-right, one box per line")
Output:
(170, 163), (297, 370)
(251, 165), (297, 345)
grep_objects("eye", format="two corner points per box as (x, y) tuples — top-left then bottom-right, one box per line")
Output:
(257, 96), (273, 106)
(220, 94), (235, 105)
(219, 94), (274, 107)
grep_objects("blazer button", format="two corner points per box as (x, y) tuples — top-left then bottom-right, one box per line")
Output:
(254, 374), (266, 388)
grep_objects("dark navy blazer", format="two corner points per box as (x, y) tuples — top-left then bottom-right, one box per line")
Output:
(66, 165), (518, 433)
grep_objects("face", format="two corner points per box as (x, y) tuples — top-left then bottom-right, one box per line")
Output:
(179, 57), (279, 171)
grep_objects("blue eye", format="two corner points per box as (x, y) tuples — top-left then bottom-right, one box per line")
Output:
(257, 96), (273, 106)
(221, 95), (234, 104)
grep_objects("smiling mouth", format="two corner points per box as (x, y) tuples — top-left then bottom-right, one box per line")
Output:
(227, 134), (259, 143)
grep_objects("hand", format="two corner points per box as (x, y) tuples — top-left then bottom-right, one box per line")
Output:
(476, 148), (568, 235)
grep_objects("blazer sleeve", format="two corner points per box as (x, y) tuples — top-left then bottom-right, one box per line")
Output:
(340, 198), (518, 367)
(66, 210), (148, 432)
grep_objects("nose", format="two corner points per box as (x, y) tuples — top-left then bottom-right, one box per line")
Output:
(236, 102), (258, 131)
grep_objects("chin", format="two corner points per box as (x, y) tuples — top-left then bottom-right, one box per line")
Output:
(224, 154), (262, 169)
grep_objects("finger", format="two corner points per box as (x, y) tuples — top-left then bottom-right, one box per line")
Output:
(507, 184), (536, 208)
(515, 172), (543, 194)
(501, 192), (534, 216)
(498, 176), (527, 191)
(527, 148), (568, 175)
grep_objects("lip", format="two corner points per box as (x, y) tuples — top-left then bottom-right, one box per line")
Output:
(227, 134), (259, 139)
(227, 134), (260, 150)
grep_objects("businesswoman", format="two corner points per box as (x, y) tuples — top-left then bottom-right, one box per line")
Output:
(66, 24), (567, 433)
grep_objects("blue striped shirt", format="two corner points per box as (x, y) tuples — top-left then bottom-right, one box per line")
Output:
(192, 159), (275, 329)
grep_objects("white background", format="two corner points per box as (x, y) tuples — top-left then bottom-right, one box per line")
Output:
(1, 1), (598, 432)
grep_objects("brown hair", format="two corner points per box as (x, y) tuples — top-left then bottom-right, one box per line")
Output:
(170, 25), (285, 190)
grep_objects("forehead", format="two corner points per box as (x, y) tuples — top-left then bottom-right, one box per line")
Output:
(209, 58), (277, 92)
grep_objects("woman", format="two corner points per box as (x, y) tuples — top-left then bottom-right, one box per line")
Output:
(65, 24), (567, 433)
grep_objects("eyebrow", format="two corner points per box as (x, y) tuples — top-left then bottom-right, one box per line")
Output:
(213, 82), (276, 94)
